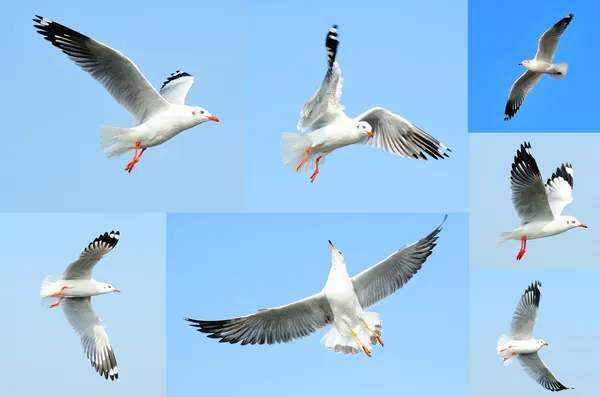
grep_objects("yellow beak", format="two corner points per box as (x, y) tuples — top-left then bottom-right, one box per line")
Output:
(328, 240), (335, 250)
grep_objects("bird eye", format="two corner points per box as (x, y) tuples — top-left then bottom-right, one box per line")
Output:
(108, 285), (112, 288)
(200, 110), (205, 115)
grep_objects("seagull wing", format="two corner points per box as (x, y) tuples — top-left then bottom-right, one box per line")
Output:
(62, 231), (120, 280)
(62, 298), (118, 381)
(510, 143), (554, 224)
(351, 216), (445, 309)
(186, 292), (333, 345)
(510, 281), (541, 340)
(504, 70), (543, 121)
(297, 25), (345, 132)
(355, 107), (451, 160)
(545, 163), (574, 218)
(518, 353), (570, 391)
(535, 14), (574, 63)
(33, 15), (169, 125)
(159, 70), (195, 105)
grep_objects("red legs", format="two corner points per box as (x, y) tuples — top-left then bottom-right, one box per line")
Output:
(499, 345), (513, 353)
(296, 147), (312, 171)
(50, 286), (67, 297)
(50, 296), (66, 308)
(516, 236), (527, 260)
(351, 330), (372, 357)
(125, 142), (146, 173)
(503, 352), (516, 362)
(49, 285), (69, 308)
(310, 155), (323, 183)
(362, 320), (384, 346)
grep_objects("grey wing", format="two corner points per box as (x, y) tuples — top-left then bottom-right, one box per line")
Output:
(62, 298), (118, 381)
(510, 281), (541, 340)
(518, 353), (570, 391)
(62, 231), (120, 280)
(33, 15), (169, 125)
(159, 70), (195, 105)
(351, 216), (445, 309)
(545, 163), (574, 218)
(535, 14), (574, 62)
(297, 25), (345, 132)
(504, 70), (543, 121)
(510, 143), (554, 224)
(356, 107), (451, 160)
(186, 292), (333, 345)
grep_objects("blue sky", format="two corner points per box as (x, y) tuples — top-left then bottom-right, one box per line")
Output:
(1, 1), (244, 212)
(167, 212), (468, 396)
(243, 0), (468, 213)
(0, 214), (166, 396)
(471, 270), (598, 395)
(469, 0), (599, 132)
(470, 133), (600, 268)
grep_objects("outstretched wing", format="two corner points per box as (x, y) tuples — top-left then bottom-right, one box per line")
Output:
(297, 25), (345, 132)
(33, 15), (169, 125)
(518, 353), (570, 391)
(351, 216), (446, 309)
(504, 71), (543, 121)
(160, 70), (194, 105)
(535, 14), (574, 63)
(186, 293), (333, 345)
(510, 142), (554, 224)
(62, 298), (118, 380)
(510, 281), (541, 340)
(545, 163), (573, 218)
(62, 231), (120, 280)
(355, 107), (451, 160)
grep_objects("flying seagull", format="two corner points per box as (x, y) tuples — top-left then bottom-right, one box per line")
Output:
(40, 231), (122, 380)
(504, 14), (573, 121)
(32, 15), (219, 173)
(281, 25), (451, 182)
(497, 281), (571, 391)
(186, 216), (445, 356)
(497, 142), (586, 260)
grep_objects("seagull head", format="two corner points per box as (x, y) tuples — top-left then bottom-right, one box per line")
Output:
(518, 60), (530, 67)
(192, 107), (219, 123)
(356, 121), (374, 138)
(102, 283), (120, 294)
(328, 240), (346, 268)
(537, 339), (549, 348)
(563, 216), (587, 229)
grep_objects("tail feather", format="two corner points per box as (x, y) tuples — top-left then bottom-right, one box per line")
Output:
(280, 132), (320, 172)
(497, 334), (515, 366)
(320, 327), (362, 355)
(100, 126), (137, 158)
(497, 232), (512, 244)
(551, 63), (568, 80)
(40, 275), (60, 299)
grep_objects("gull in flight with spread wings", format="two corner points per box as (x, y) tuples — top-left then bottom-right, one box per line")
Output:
(40, 231), (122, 380)
(504, 14), (573, 121)
(186, 216), (445, 356)
(33, 15), (219, 173)
(497, 142), (586, 260)
(497, 281), (571, 391)
(280, 25), (451, 182)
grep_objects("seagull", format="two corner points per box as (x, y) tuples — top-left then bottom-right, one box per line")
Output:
(40, 231), (121, 380)
(186, 216), (445, 356)
(32, 15), (219, 173)
(280, 25), (451, 182)
(497, 142), (586, 260)
(504, 14), (574, 121)
(497, 281), (571, 392)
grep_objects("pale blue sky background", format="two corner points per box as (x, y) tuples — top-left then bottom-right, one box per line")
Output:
(470, 134), (600, 268)
(1, 1), (243, 212)
(471, 270), (598, 395)
(167, 213), (468, 396)
(243, 0), (468, 212)
(469, 0), (599, 132)
(0, 214), (166, 396)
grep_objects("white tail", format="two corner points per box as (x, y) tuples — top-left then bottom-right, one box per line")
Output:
(497, 232), (512, 244)
(497, 334), (515, 366)
(280, 132), (318, 172)
(551, 63), (568, 80)
(100, 125), (138, 158)
(320, 312), (382, 355)
(40, 274), (60, 299)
